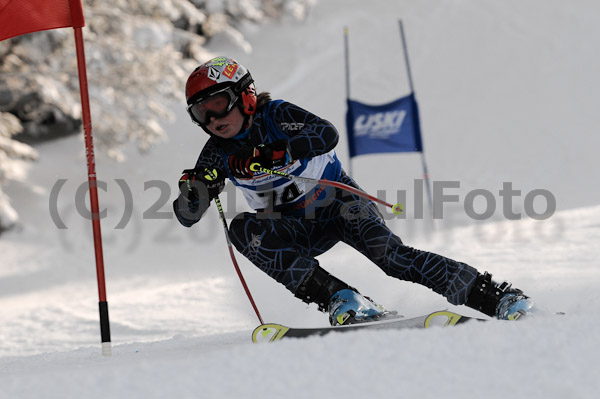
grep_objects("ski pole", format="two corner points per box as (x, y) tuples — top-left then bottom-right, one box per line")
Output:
(206, 169), (264, 325)
(213, 196), (264, 324)
(249, 163), (404, 215)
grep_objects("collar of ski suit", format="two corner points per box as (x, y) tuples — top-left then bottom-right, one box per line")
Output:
(232, 127), (251, 140)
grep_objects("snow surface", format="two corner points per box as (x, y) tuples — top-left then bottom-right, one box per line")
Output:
(1, 0), (600, 398)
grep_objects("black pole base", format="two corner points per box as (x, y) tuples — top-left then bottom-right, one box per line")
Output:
(99, 301), (112, 356)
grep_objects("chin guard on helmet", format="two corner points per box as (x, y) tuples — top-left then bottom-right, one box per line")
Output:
(241, 84), (257, 116)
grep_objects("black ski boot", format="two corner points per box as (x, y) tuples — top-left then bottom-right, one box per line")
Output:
(465, 272), (534, 320)
(294, 265), (390, 326)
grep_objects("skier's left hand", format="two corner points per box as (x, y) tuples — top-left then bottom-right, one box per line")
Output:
(228, 140), (290, 178)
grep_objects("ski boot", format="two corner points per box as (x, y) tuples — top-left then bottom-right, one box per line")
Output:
(294, 264), (393, 326)
(327, 289), (390, 326)
(465, 272), (534, 320)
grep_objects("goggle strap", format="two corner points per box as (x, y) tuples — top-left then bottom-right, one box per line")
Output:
(234, 72), (254, 94)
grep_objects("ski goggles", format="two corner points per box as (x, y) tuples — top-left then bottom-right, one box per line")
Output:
(186, 85), (239, 126)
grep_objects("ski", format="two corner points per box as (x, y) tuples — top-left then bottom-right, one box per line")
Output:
(252, 310), (484, 342)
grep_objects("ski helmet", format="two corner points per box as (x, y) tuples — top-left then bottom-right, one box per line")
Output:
(185, 56), (257, 130)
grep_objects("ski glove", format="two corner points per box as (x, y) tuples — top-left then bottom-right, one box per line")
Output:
(173, 167), (225, 227)
(178, 167), (226, 204)
(228, 139), (291, 179)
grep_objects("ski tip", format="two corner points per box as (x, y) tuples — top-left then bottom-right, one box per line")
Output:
(252, 323), (290, 343)
(424, 310), (485, 328)
(425, 310), (464, 328)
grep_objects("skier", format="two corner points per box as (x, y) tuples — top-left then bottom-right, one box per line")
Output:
(173, 56), (534, 325)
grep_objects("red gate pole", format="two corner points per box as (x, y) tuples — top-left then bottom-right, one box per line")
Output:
(72, 21), (112, 357)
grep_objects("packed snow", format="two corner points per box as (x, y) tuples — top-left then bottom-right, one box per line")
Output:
(1, 0), (600, 398)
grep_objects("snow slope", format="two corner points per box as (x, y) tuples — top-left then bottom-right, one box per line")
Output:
(1, 206), (599, 399)
(1, 0), (600, 398)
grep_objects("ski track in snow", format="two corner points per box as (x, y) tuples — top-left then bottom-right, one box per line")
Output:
(2, 0), (600, 398)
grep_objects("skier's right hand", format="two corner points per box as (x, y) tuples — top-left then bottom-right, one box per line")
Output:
(178, 167), (226, 203)
(173, 167), (225, 227)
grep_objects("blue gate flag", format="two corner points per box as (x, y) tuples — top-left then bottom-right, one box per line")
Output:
(346, 93), (423, 158)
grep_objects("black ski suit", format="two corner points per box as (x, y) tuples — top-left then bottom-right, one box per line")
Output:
(174, 100), (478, 308)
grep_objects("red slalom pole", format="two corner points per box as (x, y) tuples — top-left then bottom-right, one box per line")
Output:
(73, 25), (111, 356)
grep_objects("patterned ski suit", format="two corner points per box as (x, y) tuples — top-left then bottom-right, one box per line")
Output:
(174, 100), (478, 306)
